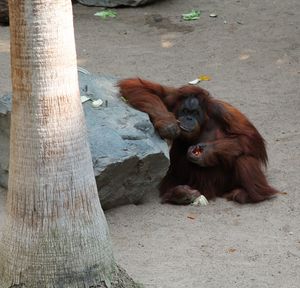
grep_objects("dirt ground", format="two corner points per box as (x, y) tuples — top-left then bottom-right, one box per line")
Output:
(1, 0), (300, 287)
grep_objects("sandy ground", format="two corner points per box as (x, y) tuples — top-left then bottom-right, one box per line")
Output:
(1, 0), (300, 287)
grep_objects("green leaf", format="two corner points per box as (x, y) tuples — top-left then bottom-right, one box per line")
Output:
(182, 9), (201, 21)
(94, 10), (117, 19)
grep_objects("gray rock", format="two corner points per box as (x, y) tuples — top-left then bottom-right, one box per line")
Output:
(0, 95), (10, 189)
(0, 71), (169, 210)
(77, 0), (157, 7)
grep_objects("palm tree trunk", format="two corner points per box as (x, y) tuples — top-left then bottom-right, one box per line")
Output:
(0, 0), (116, 286)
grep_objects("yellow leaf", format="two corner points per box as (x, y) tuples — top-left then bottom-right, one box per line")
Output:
(198, 75), (211, 81)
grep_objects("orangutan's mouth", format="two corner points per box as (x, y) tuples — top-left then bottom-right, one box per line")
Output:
(179, 125), (191, 132)
(179, 124), (193, 132)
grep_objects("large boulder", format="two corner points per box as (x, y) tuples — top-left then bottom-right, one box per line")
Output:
(77, 0), (157, 7)
(0, 71), (169, 209)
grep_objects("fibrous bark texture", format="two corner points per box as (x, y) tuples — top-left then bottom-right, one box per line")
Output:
(0, 0), (117, 287)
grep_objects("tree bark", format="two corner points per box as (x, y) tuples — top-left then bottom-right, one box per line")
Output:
(0, 0), (120, 286)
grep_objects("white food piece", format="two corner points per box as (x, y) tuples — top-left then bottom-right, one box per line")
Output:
(209, 13), (218, 18)
(92, 99), (104, 108)
(192, 195), (209, 206)
(189, 79), (200, 85)
(80, 95), (91, 103)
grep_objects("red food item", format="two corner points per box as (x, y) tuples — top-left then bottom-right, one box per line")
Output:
(192, 146), (203, 156)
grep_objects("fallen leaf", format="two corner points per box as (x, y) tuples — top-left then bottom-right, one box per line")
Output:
(161, 40), (173, 48)
(182, 10), (201, 21)
(94, 10), (117, 19)
(187, 213), (197, 220)
(199, 75), (211, 81)
(227, 248), (237, 253)
(239, 54), (250, 60)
